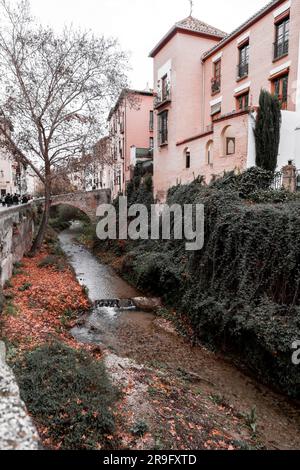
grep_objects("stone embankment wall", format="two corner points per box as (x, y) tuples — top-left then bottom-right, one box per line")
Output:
(0, 204), (40, 450)
(0, 203), (39, 287)
(0, 342), (39, 450)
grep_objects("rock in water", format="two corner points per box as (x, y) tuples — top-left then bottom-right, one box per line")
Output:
(132, 297), (162, 312)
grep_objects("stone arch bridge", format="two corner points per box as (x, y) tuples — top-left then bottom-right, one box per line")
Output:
(0, 189), (111, 286)
(50, 189), (111, 222)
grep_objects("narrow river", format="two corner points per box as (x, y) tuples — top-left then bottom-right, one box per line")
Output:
(58, 222), (300, 450)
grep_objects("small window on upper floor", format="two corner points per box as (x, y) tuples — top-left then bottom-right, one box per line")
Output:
(161, 75), (169, 102)
(236, 91), (249, 111)
(274, 16), (289, 60)
(211, 102), (221, 121)
(185, 149), (191, 169)
(237, 42), (249, 80)
(211, 60), (221, 94)
(158, 110), (168, 146)
(149, 110), (154, 131)
(272, 72), (289, 110)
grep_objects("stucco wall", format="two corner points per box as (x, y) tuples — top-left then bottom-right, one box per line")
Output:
(153, 32), (219, 201)
(0, 204), (37, 286)
(152, 0), (300, 201)
(203, 0), (300, 126)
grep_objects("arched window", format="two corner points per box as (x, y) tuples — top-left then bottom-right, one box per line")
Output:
(184, 147), (191, 169)
(206, 140), (214, 165)
(221, 125), (236, 156)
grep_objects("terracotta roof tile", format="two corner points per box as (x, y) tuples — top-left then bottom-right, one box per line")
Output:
(176, 16), (227, 38)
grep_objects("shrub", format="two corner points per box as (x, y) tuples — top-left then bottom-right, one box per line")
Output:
(13, 342), (119, 450)
(255, 89), (281, 173)
(18, 282), (32, 292)
(38, 255), (65, 271)
(109, 175), (300, 397)
(130, 420), (149, 437)
(210, 167), (273, 198)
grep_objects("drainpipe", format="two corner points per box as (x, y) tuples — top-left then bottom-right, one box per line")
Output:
(201, 58), (205, 133)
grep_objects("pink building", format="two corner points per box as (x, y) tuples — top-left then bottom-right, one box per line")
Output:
(150, 0), (300, 201)
(108, 89), (154, 197)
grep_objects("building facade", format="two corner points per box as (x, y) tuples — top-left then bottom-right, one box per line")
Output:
(108, 89), (154, 197)
(150, 0), (300, 201)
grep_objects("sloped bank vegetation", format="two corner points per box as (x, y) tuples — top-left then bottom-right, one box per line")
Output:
(0, 230), (119, 450)
(89, 167), (300, 398)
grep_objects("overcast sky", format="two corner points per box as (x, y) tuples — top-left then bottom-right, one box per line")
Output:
(29, 0), (269, 90)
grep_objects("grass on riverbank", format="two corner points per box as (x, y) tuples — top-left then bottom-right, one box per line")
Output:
(13, 341), (119, 450)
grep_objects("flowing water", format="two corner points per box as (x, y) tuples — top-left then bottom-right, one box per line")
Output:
(58, 221), (300, 450)
(58, 221), (152, 352)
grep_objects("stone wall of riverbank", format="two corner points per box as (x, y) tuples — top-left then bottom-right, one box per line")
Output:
(0, 204), (39, 288)
(0, 341), (39, 450)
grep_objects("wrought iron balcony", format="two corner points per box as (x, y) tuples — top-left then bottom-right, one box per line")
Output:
(154, 78), (171, 109)
(154, 90), (171, 109)
(237, 62), (249, 80)
(273, 40), (289, 60)
(211, 77), (221, 94)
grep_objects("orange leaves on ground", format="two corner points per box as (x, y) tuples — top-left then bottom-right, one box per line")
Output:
(2, 249), (90, 351)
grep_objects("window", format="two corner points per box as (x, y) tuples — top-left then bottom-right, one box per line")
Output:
(274, 17), (289, 59)
(161, 75), (169, 101)
(149, 110), (154, 131)
(149, 137), (154, 149)
(119, 139), (123, 158)
(222, 125), (235, 156)
(212, 60), (221, 94)
(236, 92), (249, 110)
(272, 73), (289, 109)
(238, 42), (249, 79)
(158, 111), (168, 145)
(226, 137), (236, 155)
(211, 102), (221, 121)
(185, 149), (191, 169)
(206, 141), (213, 165)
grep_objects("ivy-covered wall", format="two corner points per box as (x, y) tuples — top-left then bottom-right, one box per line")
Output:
(96, 169), (300, 398)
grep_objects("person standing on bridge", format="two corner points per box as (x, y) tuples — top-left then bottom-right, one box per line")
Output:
(13, 193), (20, 205)
(5, 194), (13, 207)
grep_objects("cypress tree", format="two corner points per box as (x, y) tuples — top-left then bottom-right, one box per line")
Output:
(255, 89), (282, 173)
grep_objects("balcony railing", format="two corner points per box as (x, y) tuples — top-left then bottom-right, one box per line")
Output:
(211, 77), (221, 94)
(237, 62), (249, 79)
(273, 40), (289, 60)
(154, 89), (171, 109)
(155, 78), (171, 109)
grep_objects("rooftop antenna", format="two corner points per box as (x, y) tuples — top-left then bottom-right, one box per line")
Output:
(189, 0), (194, 16)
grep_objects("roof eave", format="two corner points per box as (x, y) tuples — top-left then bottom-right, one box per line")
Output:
(149, 26), (224, 58)
(202, 0), (286, 61)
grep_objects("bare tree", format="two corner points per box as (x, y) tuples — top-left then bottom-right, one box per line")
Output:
(0, 0), (129, 253)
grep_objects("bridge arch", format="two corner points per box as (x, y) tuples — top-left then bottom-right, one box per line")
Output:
(50, 189), (111, 223)
(50, 201), (92, 222)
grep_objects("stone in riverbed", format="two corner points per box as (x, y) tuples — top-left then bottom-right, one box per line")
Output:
(132, 297), (162, 312)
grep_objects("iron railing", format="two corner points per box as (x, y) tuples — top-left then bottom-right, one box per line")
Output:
(273, 40), (289, 60)
(237, 62), (249, 79)
(211, 77), (221, 94)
